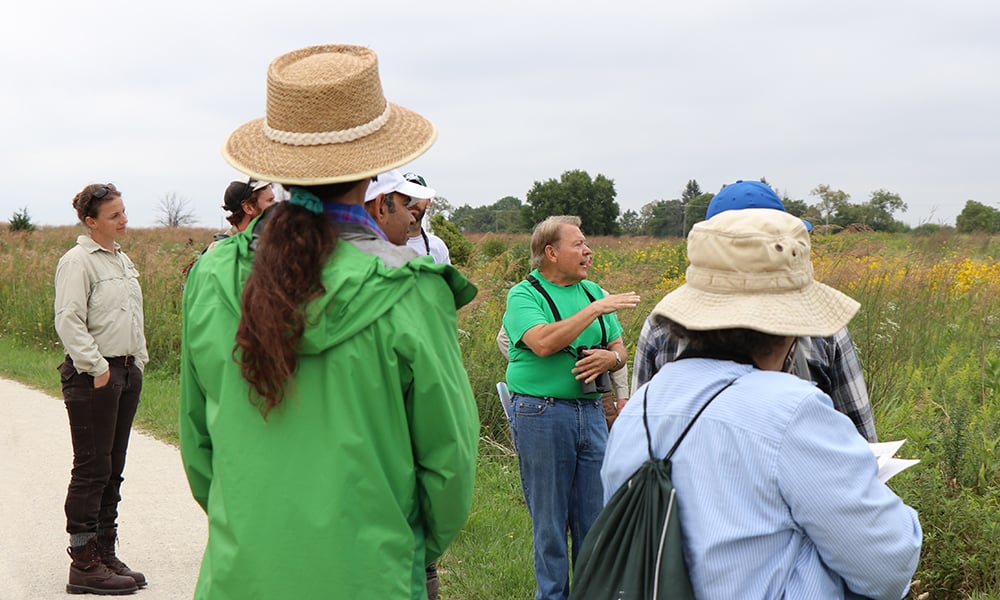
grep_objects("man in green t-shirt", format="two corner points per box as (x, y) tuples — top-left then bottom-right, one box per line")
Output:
(501, 215), (640, 600)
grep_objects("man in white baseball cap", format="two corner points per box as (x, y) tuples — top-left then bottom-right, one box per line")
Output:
(366, 169), (436, 205)
(363, 170), (436, 251)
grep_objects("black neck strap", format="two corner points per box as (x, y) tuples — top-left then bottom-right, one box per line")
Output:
(420, 229), (431, 255)
(526, 274), (607, 348)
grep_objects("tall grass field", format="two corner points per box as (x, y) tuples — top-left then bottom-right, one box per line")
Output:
(2, 224), (1000, 599)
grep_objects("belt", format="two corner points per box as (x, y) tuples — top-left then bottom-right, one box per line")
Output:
(104, 355), (136, 368)
(515, 393), (590, 403)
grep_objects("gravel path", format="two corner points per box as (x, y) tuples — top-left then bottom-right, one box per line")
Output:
(1, 377), (206, 599)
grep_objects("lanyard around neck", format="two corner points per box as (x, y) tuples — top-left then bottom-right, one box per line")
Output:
(420, 229), (431, 255)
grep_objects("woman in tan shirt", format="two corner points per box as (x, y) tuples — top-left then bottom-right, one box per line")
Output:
(53, 183), (148, 595)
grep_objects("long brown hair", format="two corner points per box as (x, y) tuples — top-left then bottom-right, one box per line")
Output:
(234, 183), (357, 417)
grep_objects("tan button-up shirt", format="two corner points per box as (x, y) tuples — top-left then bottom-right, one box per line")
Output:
(54, 235), (149, 375)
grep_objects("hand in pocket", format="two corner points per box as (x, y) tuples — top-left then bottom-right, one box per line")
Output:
(94, 369), (111, 389)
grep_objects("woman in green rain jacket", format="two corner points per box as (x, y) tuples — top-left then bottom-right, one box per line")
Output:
(179, 44), (479, 599)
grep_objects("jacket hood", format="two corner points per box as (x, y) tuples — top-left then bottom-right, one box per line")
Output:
(188, 224), (476, 355)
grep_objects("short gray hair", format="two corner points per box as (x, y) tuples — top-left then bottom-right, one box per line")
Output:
(530, 215), (582, 270)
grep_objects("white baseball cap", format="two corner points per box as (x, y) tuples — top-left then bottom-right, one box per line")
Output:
(365, 169), (436, 203)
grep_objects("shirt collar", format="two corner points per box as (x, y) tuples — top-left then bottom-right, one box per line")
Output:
(77, 235), (120, 254)
(323, 202), (388, 241)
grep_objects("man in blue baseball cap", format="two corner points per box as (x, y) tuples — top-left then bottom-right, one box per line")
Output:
(631, 179), (877, 442)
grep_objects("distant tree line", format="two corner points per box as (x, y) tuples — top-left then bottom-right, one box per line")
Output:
(451, 170), (620, 236)
(12, 175), (991, 235)
(446, 171), (940, 237)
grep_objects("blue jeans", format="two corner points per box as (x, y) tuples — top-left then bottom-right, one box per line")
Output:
(512, 394), (607, 600)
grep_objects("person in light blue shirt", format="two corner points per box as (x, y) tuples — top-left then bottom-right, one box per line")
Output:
(631, 179), (877, 442)
(601, 209), (921, 600)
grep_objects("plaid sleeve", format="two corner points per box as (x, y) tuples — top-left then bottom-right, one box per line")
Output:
(802, 329), (878, 442)
(631, 314), (683, 391)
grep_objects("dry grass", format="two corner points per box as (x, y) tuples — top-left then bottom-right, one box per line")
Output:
(3, 225), (1000, 598)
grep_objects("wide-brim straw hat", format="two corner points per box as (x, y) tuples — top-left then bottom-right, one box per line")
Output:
(651, 208), (859, 337)
(223, 45), (436, 185)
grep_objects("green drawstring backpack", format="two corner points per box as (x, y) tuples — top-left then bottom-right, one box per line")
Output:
(570, 380), (736, 600)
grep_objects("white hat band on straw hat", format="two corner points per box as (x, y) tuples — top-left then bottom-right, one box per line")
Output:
(262, 104), (391, 146)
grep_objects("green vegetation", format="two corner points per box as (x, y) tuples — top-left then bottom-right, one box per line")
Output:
(8, 207), (36, 232)
(957, 200), (1000, 234)
(444, 175), (926, 236)
(430, 213), (474, 266)
(523, 170), (620, 235)
(451, 196), (526, 234)
(3, 225), (1000, 598)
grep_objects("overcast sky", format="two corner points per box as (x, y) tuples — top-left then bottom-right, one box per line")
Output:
(4, 0), (997, 229)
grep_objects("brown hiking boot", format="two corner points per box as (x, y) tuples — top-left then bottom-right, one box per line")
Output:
(67, 538), (138, 595)
(95, 529), (147, 588)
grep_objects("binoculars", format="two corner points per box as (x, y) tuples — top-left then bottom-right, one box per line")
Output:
(577, 345), (613, 395)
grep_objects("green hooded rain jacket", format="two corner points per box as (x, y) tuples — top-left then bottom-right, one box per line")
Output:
(180, 226), (479, 599)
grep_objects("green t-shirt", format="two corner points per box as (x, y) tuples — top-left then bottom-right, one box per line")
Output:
(502, 269), (623, 400)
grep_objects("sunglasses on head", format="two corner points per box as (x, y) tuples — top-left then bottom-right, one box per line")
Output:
(92, 183), (117, 200)
(403, 172), (426, 187)
(241, 178), (260, 202)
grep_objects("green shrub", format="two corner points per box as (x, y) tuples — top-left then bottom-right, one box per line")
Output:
(8, 207), (35, 232)
(478, 235), (509, 261)
(430, 214), (474, 266)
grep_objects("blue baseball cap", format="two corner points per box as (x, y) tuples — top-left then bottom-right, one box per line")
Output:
(706, 180), (812, 231)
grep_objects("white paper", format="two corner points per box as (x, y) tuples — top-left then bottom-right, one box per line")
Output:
(869, 439), (920, 483)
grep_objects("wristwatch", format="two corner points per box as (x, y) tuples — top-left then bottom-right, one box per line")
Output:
(612, 350), (622, 369)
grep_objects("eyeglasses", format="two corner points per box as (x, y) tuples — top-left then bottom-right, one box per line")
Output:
(92, 183), (117, 200)
(403, 172), (426, 187)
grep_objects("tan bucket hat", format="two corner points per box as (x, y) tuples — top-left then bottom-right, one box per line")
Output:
(651, 208), (859, 337)
(223, 45), (437, 185)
